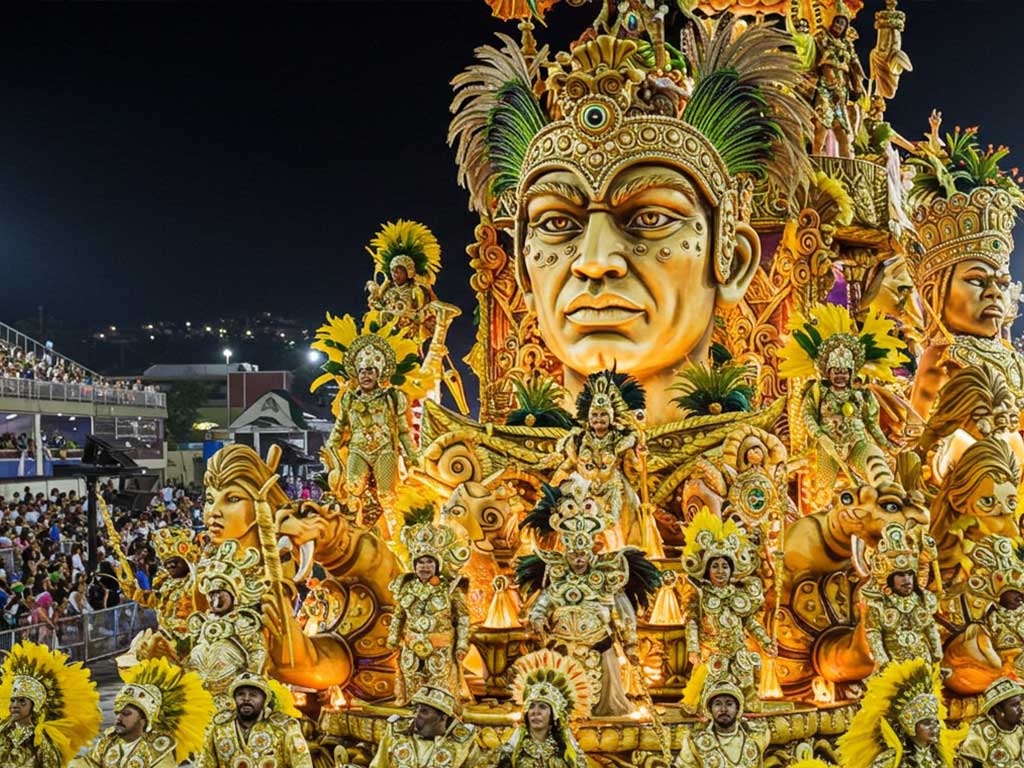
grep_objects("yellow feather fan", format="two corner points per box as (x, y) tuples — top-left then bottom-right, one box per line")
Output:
(368, 219), (442, 284)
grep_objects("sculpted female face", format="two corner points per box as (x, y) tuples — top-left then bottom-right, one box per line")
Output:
(204, 483), (255, 544)
(521, 164), (744, 380)
(943, 259), (1011, 337)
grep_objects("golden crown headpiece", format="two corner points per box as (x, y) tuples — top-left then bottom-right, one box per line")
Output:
(576, 369), (645, 425)
(450, 12), (811, 276)
(411, 685), (460, 718)
(152, 527), (199, 566)
(909, 188), (1016, 285)
(870, 522), (930, 589)
(228, 672), (301, 717)
(511, 650), (592, 724)
(400, 522), (471, 575)
(117, 659), (214, 763)
(681, 508), (757, 581)
(839, 660), (954, 768)
(967, 535), (1024, 602)
(982, 677), (1024, 715)
(701, 679), (745, 717)
(0, 641), (101, 763)
(196, 540), (267, 605)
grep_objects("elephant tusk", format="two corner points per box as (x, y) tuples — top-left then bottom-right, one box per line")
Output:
(295, 540), (316, 582)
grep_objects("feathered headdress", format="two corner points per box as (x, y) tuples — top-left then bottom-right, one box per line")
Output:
(520, 478), (607, 552)
(0, 641), (101, 765)
(506, 373), (575, 429)
(511, 650), (591, 723)
(575, 369), (645, 425)
(838, 660), (962, 768)
(681, 508), (757, 580)
(309, 312), (425, 403)
(116, 658), (214, 763)
(779, 303), (908, 382)
(368, 220), (442, 285)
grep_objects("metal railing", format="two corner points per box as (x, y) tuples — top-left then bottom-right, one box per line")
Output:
(0, 601), (152, 662)
(0, 376), (166, 408)
(0, 320), (103, 381)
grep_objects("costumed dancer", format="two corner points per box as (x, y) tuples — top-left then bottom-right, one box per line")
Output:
(185, 540), (268, 710)
(680, 509), (776, 712)
(862, 522), (944, 674)
(965, 536), (1024, 679)
(364, 219), (441, 347)
(485, 650), (590, 768)
(517, 482), (661, 716)
(838, 659), (962, 768)
(956, 677), (1024, 767)
(0, 640), (101, 768)
(71, 658), (213, 768)
(809, 0), (866, 158)
(672, 681), (769, 768)
(200, 672), (312, 768)
(386, 499), (471, 705)
(362, 686), (481, 768)
(311, 313), (422, 533)
(780, 303), (908, 492)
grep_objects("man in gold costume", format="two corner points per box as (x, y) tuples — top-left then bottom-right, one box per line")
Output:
(862, 523), (944, 674)
(126, 527), (199, 658)
(186, 540), (268, 710)
(387, 507), (471, 704)
(810, 1), (865, 158)
(672, 681), (769, 768)
(73, 658), (213, 768)
(518, 484), (661, 716)
(680, 510), (775, 712)
(780, 304), (907, 491)
(200, 673), (312, 768)
(485, 650), (590, 768)
(962, 536), (1024, 679)
(312, 314), (420, 529)
(449, 11), (811, 425)
(839, 660), (960, 768)
(0, 641), (100, 768)
(956, 677), (1024, 767)
(364, 686), (481, 768)
(365, 219), (440, 346)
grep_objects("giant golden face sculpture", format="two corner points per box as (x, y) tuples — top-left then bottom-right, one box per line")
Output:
(519, 162), (759, 419)
(942, 258), (1012, 339)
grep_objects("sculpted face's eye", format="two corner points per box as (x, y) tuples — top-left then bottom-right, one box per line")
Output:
(623, 207), (685, 237)
(534, 213), (583, 241)
(882, 501), (901, 513)
(840, 491), (854, 505)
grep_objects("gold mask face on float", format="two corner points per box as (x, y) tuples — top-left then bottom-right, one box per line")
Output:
(963, 475), (1019, 534)
(521, 163), (757, 381)
(203, 483), (255, 544)
(943, 258), (1011, 338)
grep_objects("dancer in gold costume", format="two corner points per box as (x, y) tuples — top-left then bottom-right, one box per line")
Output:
(0, 641), (100, 768)
(809, 1), (866, 158)
(200, 673), (312, 768)
(387, 502), (471, 704)
(957, 678), (1024, 767)
(365, 686), (481, 768)
(365, 220), (440, 346)
(484, 650), (590, 768)
(839, 659), (962, 768)
(680, 510), (775, 711)
(518, 484), (661, 716)
(72, 658), (213, 768)
(186, 540), (268, 710)
(126, 527), (199, 659)
(672, 681), (769, 768)
(963, 536), (1024, 678)
(862, 523), (943, 674)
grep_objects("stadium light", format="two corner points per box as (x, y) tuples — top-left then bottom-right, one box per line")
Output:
(223, 349), (233, 433)
(307, 350), (321, 364)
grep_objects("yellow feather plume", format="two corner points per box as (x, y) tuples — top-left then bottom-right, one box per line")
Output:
(120, 658), (214, 762)
(682, 508), (744, 562)
(790, 761), (836, 768)
(266, 678), (301, 718)
(0, 640), (101, 764)
(368, 219), (442, 283)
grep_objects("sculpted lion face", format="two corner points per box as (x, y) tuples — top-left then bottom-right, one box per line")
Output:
(833, 482), (929, 547)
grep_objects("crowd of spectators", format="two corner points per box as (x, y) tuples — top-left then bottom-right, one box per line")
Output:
(0, 481), (202, 652)
(0, 339), (103, 385)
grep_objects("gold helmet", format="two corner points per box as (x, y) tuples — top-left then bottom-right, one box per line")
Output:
(151, 527), (199, 566)
(682, 508), (757, 581)
(228, 672), (302, 717)
(982, 677), (1024, 715)
(410, 685), (460, 719)
(869, 522), (935, 591)
(196, 540), (267, 605)
(0, 641), (101, 764)
(967, 535), (1024, 602)
(511, 650), (591, 724)
(400, 521), (471, 577)
(116, 658), (214, 763)
(701, 679), (746, 718)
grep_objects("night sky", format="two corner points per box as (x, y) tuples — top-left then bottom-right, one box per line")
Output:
(1, 0), (1022, 371)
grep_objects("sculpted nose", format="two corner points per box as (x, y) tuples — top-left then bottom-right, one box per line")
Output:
(571, 213), (628, 281)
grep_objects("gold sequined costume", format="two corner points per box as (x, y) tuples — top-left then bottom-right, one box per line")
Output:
(365, 220), (441, 346)
(367, 687), (481, 768)
(128, 527), (199, 657)
(672, 682), (769, 768)
(956, 678), (1024, 767)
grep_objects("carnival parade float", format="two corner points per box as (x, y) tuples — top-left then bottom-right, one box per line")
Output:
(99, 1), (1024, 765)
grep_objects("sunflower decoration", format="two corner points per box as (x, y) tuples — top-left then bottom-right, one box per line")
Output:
(0, 640), (101, 765)
(838, 659), (964, 768)
(116, 658), (214, 763)
(309, 312), (426, 407)
(779, 303), (909, 384)
(368, 219), (442, 288)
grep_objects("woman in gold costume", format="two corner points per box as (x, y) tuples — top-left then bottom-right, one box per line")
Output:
(485, 650), (590, 768)
(0, 641), (101, 768)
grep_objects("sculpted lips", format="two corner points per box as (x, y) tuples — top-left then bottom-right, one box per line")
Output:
(564, 293), (645, 326)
